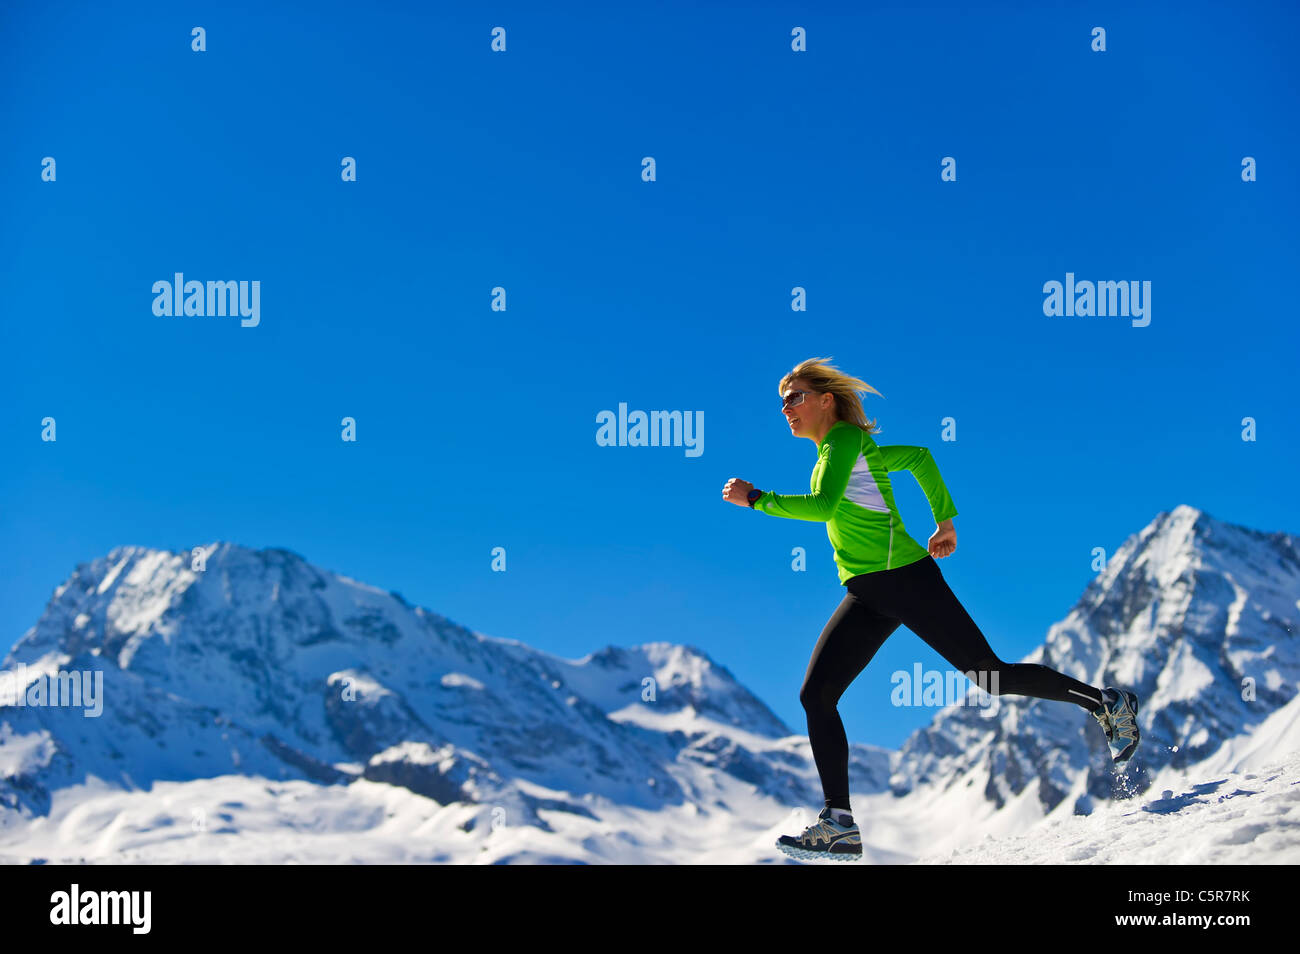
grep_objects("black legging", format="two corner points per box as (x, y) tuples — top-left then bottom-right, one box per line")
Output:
(800, 554), (1105, 809)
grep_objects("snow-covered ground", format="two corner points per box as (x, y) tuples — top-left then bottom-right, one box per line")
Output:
(916, 749), (1300, 864)
(3, 738), (1296, 865)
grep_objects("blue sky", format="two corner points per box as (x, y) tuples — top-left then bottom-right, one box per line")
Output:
(2, 0), (1297, 751)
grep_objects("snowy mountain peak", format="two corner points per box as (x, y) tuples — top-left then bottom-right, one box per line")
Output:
(2, 542), (804, 829)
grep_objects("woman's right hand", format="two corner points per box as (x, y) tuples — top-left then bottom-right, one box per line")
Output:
(722, 477), (755, 507)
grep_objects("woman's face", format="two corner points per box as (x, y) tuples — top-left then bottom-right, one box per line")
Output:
(781, 377), (834, 439)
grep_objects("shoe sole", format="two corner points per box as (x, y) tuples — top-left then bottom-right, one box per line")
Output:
(775, 840), (862, 863)
(1110, 689), (1140, 764)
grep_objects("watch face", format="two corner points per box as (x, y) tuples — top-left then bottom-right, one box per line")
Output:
(748, 489), (761, 501)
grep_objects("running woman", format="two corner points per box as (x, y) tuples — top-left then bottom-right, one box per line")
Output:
(722, 357), (1140, 863)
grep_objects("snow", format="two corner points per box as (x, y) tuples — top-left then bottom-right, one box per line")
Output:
(0, 725), (56, 777)
(440, 672), (485, 690)
(916, 749), (1300, 865)
(2, 506), (1298, 864)
(0, 742), (1295, 864)
(1182, 687), (1300, 777)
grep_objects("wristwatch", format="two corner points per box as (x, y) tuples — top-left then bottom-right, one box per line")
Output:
(747, 489), (763, 508)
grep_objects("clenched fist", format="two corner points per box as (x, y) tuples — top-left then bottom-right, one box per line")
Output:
(722, 477), (756, 507)
(927, 520), (957, 558)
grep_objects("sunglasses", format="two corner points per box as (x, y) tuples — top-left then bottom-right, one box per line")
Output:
(781, 389), (814, 409)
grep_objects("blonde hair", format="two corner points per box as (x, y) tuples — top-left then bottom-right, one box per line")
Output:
(779, 356), (884, 435)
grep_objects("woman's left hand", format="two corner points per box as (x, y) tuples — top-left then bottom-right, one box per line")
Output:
(928, 522), (956, 558)
(722, 477), (755, 507)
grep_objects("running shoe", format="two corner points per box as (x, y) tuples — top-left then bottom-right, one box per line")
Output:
(1092, 686), (1141, 763)
(775, 807), (862, 862)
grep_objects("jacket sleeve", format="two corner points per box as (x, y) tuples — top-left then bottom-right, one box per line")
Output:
(876, 445), (959, 524)
(753, 432), (858, 522)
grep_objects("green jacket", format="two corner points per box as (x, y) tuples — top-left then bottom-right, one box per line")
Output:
(753, 419), (958, 582)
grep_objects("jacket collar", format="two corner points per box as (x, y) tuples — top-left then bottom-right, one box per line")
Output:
(818, 419), (855, 448)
